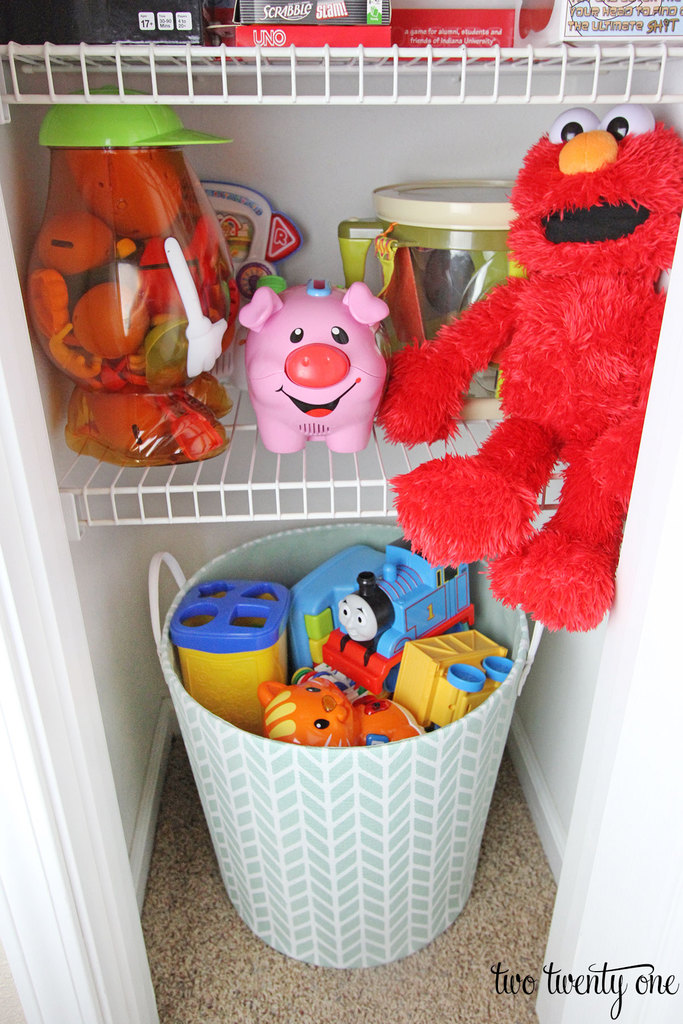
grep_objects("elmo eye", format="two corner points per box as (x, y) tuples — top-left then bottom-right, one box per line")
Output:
(314, 719), (330, 730)
(561, 122), (583, 143)
(549, 108), (600, 144)
(331, 326), (349, 345)
(600, 104), (655, 140)
(290, 328), (304, 343)
(605, 116), (629, 141)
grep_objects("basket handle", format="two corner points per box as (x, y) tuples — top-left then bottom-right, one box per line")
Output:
(148, 551), (187, 649)
(517, 620), (544, 696)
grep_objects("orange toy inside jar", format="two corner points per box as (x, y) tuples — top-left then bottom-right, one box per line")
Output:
(66, 147), (185, 239)
(26, 97), (239, 467)
(71, 280), (150, 359)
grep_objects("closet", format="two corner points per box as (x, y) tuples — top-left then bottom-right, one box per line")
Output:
(0, 40), (681, 1023)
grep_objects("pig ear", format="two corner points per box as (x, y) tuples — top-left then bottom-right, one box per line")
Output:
(342, 281), (389, 326)
(239, 287), (284, 332)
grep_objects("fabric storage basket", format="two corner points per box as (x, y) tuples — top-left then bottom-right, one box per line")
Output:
(150, 524), (532, 969)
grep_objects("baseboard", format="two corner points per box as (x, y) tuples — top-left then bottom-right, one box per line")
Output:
(507, 714), (566, 884)
(129, 697), (178, 911)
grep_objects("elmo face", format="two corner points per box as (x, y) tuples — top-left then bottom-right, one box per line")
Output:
(508, 103), (683, 278)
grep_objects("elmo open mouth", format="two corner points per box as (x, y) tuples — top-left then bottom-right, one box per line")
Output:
(543, 201), (650, 244)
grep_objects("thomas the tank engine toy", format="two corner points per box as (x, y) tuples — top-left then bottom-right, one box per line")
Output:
(323, 539), (473, 693)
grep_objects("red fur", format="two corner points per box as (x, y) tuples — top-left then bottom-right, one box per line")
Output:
(378, 112), (683, 631)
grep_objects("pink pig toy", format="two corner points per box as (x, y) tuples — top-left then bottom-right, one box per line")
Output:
(239, 278), (389, 453)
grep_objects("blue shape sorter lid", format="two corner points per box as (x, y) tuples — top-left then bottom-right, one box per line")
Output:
(170, 579), (291, 654)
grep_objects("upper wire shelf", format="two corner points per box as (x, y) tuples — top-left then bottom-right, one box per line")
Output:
(2, 40), (683, 107)
(0, 38), (644, 532)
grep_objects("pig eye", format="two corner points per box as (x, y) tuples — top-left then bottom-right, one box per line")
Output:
(290, 328), (304, 343)
(331, 326), (349, 345)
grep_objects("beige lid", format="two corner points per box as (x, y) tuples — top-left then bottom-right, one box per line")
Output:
(372, 180), (513, 231)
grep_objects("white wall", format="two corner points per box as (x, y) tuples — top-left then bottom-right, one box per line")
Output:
(509, 623), (606, 880)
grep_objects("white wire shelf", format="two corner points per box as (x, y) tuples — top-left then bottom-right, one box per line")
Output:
(2, 38), (588, 532)
(57, 387), (562, 533)
(1, 41), (683, 107)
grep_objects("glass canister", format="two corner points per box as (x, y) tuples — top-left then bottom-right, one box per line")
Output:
(27, 98), (239, 466)
(339, 181), (517, 416)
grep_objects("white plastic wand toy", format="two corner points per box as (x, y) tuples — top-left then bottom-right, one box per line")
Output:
(164, 236), (227, 378)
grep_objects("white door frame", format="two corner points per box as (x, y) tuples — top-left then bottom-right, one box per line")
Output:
(536, 217), (683, 1022)
(0, 181), (158, 1024)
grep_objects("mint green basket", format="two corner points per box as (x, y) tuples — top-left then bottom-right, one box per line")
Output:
(150, 524), (532, 969)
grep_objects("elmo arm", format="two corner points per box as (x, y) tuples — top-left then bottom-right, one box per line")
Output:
(587, 407), (648, 508)
(378, 276), (524, 445)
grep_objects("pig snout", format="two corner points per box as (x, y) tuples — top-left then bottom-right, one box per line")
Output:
(285, 343), (351, 388)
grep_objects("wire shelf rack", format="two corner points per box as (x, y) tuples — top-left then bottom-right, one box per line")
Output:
(2, 40), (615, 531)
(2, 41), (683, 108)
(57, 387), (562, 533)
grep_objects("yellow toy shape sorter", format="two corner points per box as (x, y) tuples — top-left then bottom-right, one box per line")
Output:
(170, 578), (291, 735)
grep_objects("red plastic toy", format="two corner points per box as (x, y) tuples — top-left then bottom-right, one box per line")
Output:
(379, 104), (683, 631)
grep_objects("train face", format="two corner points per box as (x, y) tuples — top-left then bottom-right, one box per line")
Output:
(338, 592), (381, 643)
(337, 540), (471, 659)
(338, 569), (395, 647)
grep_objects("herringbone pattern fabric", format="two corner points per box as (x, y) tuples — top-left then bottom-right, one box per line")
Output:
(165, 661), (518, 968)
(154, 525), (529, 969)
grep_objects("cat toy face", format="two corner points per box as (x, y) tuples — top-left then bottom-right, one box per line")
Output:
(258, 678), (354, 747)
(257, 676), (424, 747)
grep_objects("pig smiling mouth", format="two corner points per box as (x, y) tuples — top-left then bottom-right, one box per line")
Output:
(277, 378), (361, 417)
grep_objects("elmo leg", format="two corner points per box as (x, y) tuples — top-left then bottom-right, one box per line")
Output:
(391, 417), (561, 566)
(489, 444), (627, 631)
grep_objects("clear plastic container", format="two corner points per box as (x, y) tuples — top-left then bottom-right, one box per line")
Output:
(339, 180), (517, 416)
(27, 100), (238, 466)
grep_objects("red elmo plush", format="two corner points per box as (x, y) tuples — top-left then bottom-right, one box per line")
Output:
(378, 105), (683, 632)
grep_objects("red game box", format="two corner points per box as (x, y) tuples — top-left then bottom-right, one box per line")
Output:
(391, 6), (516, 48)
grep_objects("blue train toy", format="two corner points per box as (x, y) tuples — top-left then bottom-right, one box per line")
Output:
(322, 538), (473, 693)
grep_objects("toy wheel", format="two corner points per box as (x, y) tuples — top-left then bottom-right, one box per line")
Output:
(237, 261), (274, 300)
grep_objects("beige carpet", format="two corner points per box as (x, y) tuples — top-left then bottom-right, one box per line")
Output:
(142, 738), (556, 1024)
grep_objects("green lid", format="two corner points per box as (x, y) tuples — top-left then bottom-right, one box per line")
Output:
(256, 275), (288, 293)
(39, 92), (230, 148)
